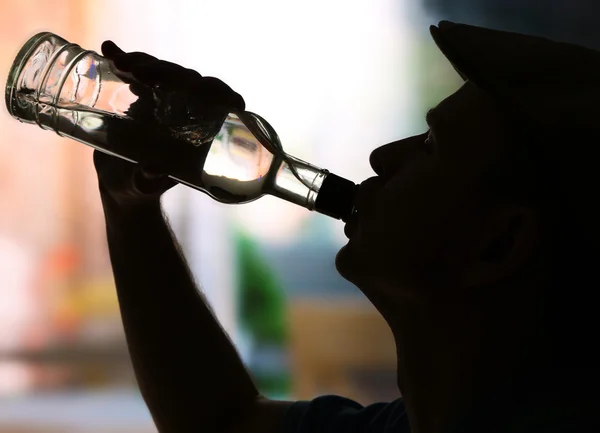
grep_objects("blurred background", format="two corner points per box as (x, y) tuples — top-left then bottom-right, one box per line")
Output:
(0, 0), (596, 432)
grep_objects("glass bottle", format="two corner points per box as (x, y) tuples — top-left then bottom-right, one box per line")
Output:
(5, 32), (357, 221)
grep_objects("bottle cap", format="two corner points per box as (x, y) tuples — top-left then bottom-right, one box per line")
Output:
(315, 173), (358, 222)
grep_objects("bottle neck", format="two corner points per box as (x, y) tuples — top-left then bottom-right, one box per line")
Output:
(264, 154), (357, 221)
(265, 153), (328, 210)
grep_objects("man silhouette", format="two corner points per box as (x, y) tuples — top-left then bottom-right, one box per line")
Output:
(94, 21), (599, 433)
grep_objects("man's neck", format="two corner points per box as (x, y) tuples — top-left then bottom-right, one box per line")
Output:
(384, 282), (542, 433)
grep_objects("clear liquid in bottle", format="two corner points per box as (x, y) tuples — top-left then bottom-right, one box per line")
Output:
(7, 32), (357, 220)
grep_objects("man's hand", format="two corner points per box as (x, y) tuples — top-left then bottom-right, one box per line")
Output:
(95, 41), (245, 209)
(94, 151), (176, 209)
(101, 40), (245, 114)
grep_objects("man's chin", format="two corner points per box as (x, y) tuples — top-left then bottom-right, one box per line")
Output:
(335, 242), (359, 283)
(336, 244), (387, 307)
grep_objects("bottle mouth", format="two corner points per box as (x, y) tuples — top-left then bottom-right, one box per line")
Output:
(314, 172), (358, 221)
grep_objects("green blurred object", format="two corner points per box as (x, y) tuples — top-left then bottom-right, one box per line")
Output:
(235, 230), (287, 344)
(235, 229), (290, 396)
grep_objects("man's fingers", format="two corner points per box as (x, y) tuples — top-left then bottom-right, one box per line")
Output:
(100, 45), (244, 112)
(132, 166), (173, 195)
(111, 52), (159, 72)
(139, 163), (165, 180)
(132, 61), (202, 87)
(192, 77), (246, 111)
(128, 82), (153, 98)
(95, 150), (174, 197)
(101, 40), (125, 59)
(101, 43), (158, 84)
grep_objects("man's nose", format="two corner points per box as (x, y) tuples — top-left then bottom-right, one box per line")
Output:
(369, 134), (424, 178)
(369, 146), (390, 177)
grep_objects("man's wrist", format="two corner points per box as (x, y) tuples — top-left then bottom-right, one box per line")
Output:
(100, 191), (164, 226)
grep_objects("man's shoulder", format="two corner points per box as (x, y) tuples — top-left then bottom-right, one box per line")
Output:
(282, 395), (409, 433)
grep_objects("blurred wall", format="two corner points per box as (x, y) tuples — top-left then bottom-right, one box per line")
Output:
(0, 0), (479, 431)
(422, 0), (600, 49)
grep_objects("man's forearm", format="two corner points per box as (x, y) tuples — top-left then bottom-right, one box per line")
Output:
(102, 199), (259, 433)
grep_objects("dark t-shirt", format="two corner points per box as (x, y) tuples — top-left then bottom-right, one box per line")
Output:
(282, 396), (409, 433)
(282, 394), (599, 433)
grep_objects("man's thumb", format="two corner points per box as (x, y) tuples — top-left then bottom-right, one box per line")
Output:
(132, 166), (168, 194)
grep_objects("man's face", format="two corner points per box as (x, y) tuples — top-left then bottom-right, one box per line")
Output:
(336, 82), (516, 304)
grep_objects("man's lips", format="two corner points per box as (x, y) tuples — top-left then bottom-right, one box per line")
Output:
(354, 176), (381, 209)
(343, 176), (381, 238)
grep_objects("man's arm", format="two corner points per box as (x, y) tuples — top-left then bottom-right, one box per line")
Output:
(94, 155), (294, 433)
(101, 192), (294, 433)
(102, 197), (269, 432)
(94, 42), (295, 433)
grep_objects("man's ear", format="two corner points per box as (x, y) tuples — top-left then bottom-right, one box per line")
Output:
(462, 206), (540, 288)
